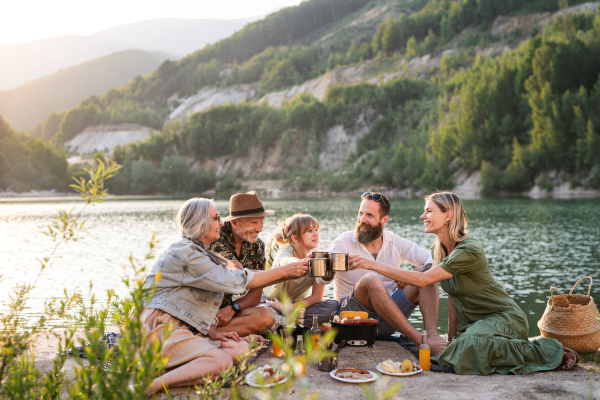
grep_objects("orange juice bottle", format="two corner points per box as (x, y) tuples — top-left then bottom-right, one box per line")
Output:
(310, 314), (321, 352)
(272, 331), (284, 357)
(419, 330), (431, 371)
(294, 335), (306, 376)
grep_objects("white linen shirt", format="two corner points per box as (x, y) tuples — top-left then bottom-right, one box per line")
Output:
(320, 230), (432, 301)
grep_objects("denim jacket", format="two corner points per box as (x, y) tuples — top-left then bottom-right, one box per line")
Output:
(143, 238), (256, 335)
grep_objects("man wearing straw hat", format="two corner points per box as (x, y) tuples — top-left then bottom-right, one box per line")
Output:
(208, 191), (283, 336)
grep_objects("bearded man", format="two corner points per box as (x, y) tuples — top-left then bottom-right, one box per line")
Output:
(320, 192), (448, 355)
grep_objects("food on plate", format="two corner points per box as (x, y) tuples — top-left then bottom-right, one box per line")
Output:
(340, 311), (369, 319)
(379, 359), (402, 373)
(340, 318), (378, 325)
(255, 364), (286, 384)
(335, 368), (372, 380)
(401, 359), (414, 373)
(333, 315), (340, 323)
(379, 359), (421, 374)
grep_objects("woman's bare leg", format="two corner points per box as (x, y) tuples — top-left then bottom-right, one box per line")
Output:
(147, 348), (232, 395)
(219, 339), (250, 363)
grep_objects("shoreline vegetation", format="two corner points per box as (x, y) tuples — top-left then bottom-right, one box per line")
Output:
(3, 184), (600, 200)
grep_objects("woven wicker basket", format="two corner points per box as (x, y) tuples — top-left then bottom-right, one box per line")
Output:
(537, 276), (600, 354)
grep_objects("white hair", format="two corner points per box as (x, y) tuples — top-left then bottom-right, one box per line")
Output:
(176, 197), (214, 242)
(176, 197), (228, 266)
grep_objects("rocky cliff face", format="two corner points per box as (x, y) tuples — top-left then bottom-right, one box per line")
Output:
(492, 2), (597, 36)
(64, 124), (150, 154)
(191, 115), (371, 180)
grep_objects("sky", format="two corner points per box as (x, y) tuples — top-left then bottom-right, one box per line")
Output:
(1, 0), (303, 44)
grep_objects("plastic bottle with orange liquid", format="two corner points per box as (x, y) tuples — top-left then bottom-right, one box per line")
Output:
(419, 330), (431, 370)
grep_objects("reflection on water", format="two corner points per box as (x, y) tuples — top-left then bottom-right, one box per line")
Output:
(1, 196), (599, 336)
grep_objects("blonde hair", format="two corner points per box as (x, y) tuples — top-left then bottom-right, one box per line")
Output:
(176, 197), (227, 266)
(425, 191), (469, 266)
(272, 213), (319, 251)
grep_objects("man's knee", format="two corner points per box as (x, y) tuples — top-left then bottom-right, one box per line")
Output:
(246, 307), (274, 333)
(357, 272), (385, 291)
(256, 307), (275, 332)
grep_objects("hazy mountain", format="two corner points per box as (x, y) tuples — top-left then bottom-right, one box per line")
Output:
(0, 50), (171, 131)
(0, 17), (257, 91)
(89, 17), (258, 59)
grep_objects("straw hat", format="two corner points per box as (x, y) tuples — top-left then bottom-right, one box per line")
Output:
(222, 191), (275, 222)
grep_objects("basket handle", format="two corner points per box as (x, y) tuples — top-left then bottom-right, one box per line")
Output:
(569, 276), (593, 296)
(550, 286), (574, 312)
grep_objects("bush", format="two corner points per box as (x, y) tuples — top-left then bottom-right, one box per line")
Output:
(130, 158), (158, 194)
(8, 161), (39, 184)
(191, 170), (216, 193)
(156, 155), (190, 193)
(218, 176), (240, 195)
(538, 177), (553, 192)
(39, 174), (65, 191)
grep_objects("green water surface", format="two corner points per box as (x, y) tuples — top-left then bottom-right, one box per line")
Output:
(1, 196), (599, 336)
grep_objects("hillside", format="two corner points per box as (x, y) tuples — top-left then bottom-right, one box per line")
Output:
(21, 0), (600, 199)
(0, 50), (171, 132)
(0, 114), (72, 193)
(0, 17), (257, 91)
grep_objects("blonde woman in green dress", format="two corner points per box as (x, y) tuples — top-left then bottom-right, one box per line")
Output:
(349, 191), (577, 375)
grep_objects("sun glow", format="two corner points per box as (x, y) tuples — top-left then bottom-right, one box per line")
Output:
(0, 0), (303, 44)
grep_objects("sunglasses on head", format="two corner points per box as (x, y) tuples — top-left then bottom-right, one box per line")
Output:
(361, 192), (389, 207)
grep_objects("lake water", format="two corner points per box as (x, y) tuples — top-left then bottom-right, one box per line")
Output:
(1, 196), (599, 336)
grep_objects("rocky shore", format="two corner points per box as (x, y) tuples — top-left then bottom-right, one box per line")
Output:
(32, 329), (600, 399)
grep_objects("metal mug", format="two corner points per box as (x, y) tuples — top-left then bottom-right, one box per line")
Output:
(297, 308), (307, 326)
(311, 251), (329, 259)
(329, 253), (349, 271)
(308, 258), (329, 277)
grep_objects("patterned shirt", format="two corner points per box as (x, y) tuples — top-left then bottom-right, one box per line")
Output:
(207, 221), (266, 308)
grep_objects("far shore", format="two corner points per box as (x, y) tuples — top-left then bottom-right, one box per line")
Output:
(2, 186), (600, 200)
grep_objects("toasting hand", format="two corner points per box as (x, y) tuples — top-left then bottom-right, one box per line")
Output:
(348, 254), (376, 271)
(284, 258), (308, 278)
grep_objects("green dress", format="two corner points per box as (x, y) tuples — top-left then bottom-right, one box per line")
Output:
(432, 237), (563, 375)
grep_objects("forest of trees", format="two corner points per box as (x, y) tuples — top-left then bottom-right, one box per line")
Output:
(6, 0), (600, 195)
(0, 114), (74, 192)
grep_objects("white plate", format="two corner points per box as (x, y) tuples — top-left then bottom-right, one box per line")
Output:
(330, 369), (378, 383)
(244, 369), (290, 388)
(376, 363), (423, 376)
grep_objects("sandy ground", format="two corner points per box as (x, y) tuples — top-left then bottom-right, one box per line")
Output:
(31, 330), (600, 399)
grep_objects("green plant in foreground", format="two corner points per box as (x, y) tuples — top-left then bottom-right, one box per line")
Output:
(67, 233), (168, 400)
(0, 161), (121, 399)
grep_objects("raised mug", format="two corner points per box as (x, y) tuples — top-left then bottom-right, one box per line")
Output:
(329, 253), (349, 271)
(308, 258), (329, 277)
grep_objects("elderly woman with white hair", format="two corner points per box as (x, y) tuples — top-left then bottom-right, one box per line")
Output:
(140, 198), (307, 395)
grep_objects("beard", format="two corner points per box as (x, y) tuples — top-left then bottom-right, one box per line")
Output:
(233, 226), (258, 243)
(354, 221), (383, 244)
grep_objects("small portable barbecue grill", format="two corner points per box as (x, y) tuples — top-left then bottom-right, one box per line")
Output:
(331, 321), (378, 347)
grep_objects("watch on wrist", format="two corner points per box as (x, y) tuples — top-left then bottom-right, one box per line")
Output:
(232, 303), (241, 314)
